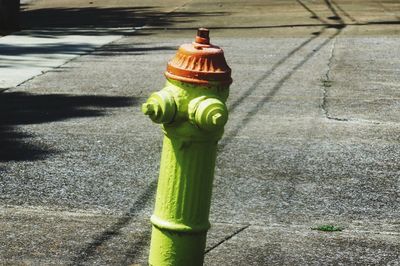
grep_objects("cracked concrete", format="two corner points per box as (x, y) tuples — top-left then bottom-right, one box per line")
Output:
(320, 34), (348, 122)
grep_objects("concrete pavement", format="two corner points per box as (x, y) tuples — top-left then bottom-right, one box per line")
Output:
(0, 32), (125, 89)
(1, 0), (400, 265)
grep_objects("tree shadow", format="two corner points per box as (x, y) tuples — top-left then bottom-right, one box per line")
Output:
(0, 42), (99, 58)
(0, 41), (176, 59)
(19, 5), (227, 36)
(20, 6), (155, 29)
(0, 92), (137, 162)
(92, 43), (176, 56)
(0, 127), (49, 162)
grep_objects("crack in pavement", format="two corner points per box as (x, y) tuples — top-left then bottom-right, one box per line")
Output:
(320, 35), (385, 125)
(320, 35), (349, 122)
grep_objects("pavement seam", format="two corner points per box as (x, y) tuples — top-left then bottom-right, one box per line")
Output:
(204, 224), (250, 254)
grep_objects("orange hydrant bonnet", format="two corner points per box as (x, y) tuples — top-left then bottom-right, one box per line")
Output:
(165, 28), (232, 85)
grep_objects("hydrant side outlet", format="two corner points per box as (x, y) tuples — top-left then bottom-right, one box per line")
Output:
(143, 28), (232, 266)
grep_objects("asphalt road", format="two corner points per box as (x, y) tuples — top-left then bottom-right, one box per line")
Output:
(1, 0), (400, 265)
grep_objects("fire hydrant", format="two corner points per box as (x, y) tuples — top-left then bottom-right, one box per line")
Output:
(142, 28), (232, 266)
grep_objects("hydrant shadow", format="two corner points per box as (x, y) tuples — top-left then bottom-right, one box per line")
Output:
(71, 179), (157, 265)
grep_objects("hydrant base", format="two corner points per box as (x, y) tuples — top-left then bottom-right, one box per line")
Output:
(149, 226), (206, 266)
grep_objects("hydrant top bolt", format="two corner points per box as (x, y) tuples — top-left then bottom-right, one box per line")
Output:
(195, 28), (210, 45)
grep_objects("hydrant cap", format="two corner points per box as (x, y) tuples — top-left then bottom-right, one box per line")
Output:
(165, 28), (232, 85)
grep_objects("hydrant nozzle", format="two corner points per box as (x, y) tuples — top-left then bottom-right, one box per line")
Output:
(143, 28), (232, 266)
(142, 90), (176, 124)
(189, 97), (228, 131)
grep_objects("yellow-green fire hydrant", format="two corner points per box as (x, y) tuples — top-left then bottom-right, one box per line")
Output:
(142, 28), (232, 266)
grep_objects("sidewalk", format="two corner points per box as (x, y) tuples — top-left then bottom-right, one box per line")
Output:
(1, 0), (400, 265)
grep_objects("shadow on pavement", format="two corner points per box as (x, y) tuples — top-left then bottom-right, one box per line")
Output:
(0, 41), (176, 58)
(72, 179), (157, 265)
(20, 5), (227, 36)
(92, 43), (176, 56)
(0, 92), (137, 162)
(330, 0), (358, 23)
(0, 42), (99, 58)
(0, 127), (49, 162)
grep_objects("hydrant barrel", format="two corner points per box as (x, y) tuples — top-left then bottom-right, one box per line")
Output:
(143, 28), (232, 266)
(149, 138), (218, 265)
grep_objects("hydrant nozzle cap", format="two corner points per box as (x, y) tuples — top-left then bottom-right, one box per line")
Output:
(165, 28), (232, 86)
(142, 91), (176, 124)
